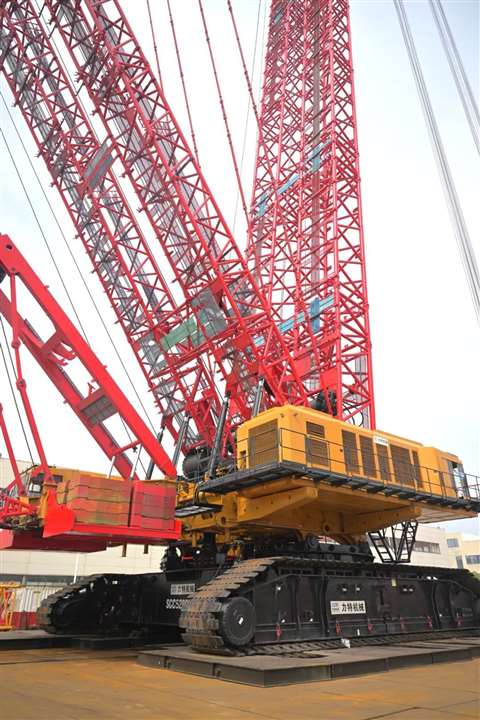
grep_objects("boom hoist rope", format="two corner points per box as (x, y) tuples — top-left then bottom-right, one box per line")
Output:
(0, 316), (35, 465)
(227, 0), (264, 233)
(428, 0), (480, 156)
(394, 0), (480, 326)
(0, 91), (158, 436)
(167, 0), (201, 166)
(197, 0), (250, 229)
(0, 118), (151, 476)
(146, 0), (163, 89)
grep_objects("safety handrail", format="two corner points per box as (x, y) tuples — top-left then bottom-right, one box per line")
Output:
(236, 426), (479, 503)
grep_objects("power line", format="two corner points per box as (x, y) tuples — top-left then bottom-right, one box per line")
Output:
(394, 0), (480, 326)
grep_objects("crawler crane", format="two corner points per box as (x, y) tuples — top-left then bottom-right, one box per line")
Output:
(0, 0), (478, 653)
(1, 236), (479, 648)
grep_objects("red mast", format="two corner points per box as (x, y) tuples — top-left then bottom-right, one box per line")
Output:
(249, 0), (375, 427)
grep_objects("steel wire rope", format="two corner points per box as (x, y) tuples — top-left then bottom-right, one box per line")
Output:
(227, 0), (264, 234)
(167, 0), (201, 165)
(146, 0), (163, 88)
(31, 0), (198, 441)
(428, 0), (480, 156)
(0, 91), (158, 436)
(394, 0), (480, 326)
(0, 127), (89, 341)
(197, 0), (250, 229)
(0, 117), (150, 477)
(0, 316), (35, 464)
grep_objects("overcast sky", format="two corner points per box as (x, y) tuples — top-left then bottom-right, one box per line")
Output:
(0, 0), (478, 534)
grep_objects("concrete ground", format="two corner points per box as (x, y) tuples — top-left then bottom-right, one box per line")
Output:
(0, 647), (478, 720)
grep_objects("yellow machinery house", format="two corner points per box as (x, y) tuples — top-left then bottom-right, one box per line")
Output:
(238, 405), (466, 501)
(179, 405), (477, 546)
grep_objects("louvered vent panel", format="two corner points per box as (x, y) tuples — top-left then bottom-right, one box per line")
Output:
(306, 422), (329, 467)
(248, 420), (278, 467)
(306, 422), (325, 438)
(342, 430), (360, 474)
(411, 450), (423, 488)
(360, 435), (376, 478)
(391, 445), (414, 486)
(377, 444), (391, 481)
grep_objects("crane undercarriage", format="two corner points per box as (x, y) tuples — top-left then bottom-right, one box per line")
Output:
(37, 540), (480, 654)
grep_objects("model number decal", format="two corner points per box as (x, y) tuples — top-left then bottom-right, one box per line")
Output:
(330, 600), (366, 615)
(374, 435), (389, 446)
(170, 583), (195, 596)
(166, 598), (191, 610)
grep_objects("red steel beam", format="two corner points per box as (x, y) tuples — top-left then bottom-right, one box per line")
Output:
(0, 234), (177, 479)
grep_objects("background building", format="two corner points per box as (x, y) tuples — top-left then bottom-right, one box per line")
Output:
(445, 531), (480, 572)
(409, 525), (455, 568)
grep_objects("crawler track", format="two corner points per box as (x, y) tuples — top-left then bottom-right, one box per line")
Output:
(180, 557), (480, 655)
(37, 574), (139, 635)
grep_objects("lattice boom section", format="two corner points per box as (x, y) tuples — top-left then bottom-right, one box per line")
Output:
(0, 0), (240, 448)
(248, 0), (375, 427)
(44, 0), (307, 421)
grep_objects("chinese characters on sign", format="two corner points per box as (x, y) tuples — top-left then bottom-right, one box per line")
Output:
(330, 600), (366, 615)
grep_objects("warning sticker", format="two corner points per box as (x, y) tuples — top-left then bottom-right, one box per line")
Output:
(330, 600), (366, 615)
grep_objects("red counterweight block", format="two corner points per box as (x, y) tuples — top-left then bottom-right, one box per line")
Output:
(56, 475), (130, 526)
(130, 482), (178, 531)
(55, 474), (178, 533)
